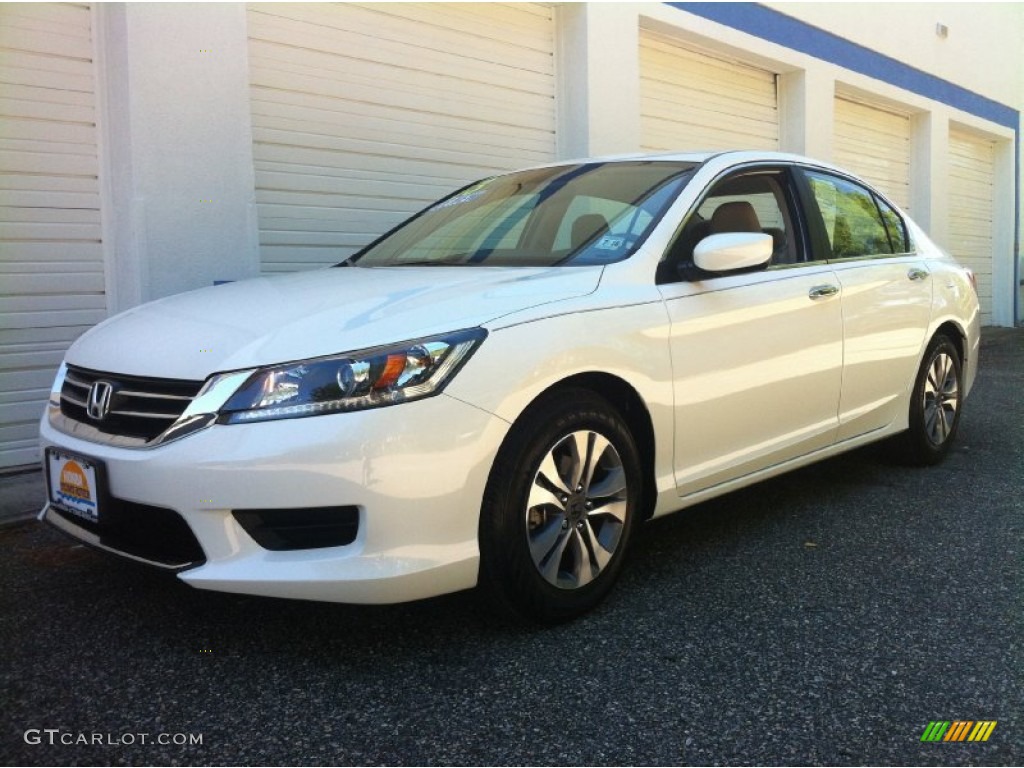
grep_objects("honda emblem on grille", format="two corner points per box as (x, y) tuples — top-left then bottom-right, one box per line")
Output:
(86, 381), (114, 421)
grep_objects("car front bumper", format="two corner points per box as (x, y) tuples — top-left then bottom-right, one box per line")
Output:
(39, 393), (509, 604)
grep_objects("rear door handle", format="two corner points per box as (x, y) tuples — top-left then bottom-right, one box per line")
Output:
(908, 267), (930, 281)
(808, 284), (839, 300)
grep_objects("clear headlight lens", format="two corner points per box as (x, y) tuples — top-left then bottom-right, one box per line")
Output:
(219, 328), (486, 424)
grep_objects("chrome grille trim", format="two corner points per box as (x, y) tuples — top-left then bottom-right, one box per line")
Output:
(109, 410), (180, 419)
(58, 365), (204, 444)
(118, 389), (193, 401)
(49, 364), (256, 449)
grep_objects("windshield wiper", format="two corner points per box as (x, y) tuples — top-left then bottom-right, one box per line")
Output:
(391, 255), (472, 267)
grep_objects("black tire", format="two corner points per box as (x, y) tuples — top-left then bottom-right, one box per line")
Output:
(890, 334), (963, 466)
(478, 388), (643, 623)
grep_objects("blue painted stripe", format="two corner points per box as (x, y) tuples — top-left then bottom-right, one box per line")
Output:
(668, 2), (1018, 131)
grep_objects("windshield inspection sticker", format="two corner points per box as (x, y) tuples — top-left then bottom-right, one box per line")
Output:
(595, 236), (626, 250)
(433, 189), (487, 210)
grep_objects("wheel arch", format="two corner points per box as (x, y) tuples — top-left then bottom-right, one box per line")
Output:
(932, 319), (967, 367)
(516, 372), (658, 520)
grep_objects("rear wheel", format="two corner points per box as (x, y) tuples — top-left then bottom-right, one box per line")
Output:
(891, 334), (963, 466)
(479, 389), (642, 623)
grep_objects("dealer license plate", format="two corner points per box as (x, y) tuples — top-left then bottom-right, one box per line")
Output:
(46, 448), (103, 524)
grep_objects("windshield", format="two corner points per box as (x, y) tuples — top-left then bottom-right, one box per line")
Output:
(349, 161), (697, 268)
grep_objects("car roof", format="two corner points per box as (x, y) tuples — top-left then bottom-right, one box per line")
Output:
(518, 150), (873, 194)
(546, 149), (836, 167)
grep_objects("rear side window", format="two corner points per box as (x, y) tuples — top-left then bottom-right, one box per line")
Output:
(805, 171), (909, 258)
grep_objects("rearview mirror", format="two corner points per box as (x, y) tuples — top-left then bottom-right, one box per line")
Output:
(693, 232), (773, 273)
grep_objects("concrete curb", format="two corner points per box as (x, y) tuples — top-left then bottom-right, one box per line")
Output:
(0, 468), (44, 526)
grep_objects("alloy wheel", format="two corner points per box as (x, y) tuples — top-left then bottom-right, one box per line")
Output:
(923, 351), (959, 446)
(524, 430), (628, 590)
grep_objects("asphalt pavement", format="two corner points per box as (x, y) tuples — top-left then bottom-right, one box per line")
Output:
(1, 329), (1021, 766)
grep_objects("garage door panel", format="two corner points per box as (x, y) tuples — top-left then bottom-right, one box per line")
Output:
(0, 207), (99, 225)
(252, 126), (538, 177)
(0, 48), (94, 80)
(250, 88), (549, 147)
(0, 81), (96, 108)
(0, 189), (100, 210)
(0, 3), (91, 30)
(0, 241), (102, 262)
(641, 83), (778, 122)
(642, 58), (777, 108)
(0, 149), (97, 177)
(254, 167), (451, 203)
(949, 129), (995, 325)
(0, 220), (101, 241)
(250, 63), (551, 128)
(833, 97), (911, 210)
(355, 1), (553, 48)
(641, 99), (779, 135)
(249, 2), (555, 273)
(259, 226), (401, 248)
(0, 96), (94, 124)
(0, 23), (93, 60)
(259, 247), (360, 273)
(1, 272), (105, 297)
(0, 3), (104, 468)
(1, 118), (96, 146)
(252, 3), (553, 72)
(251, 98), (554, 156)
(253, 144), (495, 185)
(2, 64), (94, 94)
(835, 99), (909, 214)
(249, 20), (553, 90)
(252, 111), (554, 161)
(640, 31), (778, 153)
(247, 48), (552, 118)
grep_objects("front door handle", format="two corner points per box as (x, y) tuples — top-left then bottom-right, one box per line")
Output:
(808, 284), (840, 300)
(908, 267), (930, 281)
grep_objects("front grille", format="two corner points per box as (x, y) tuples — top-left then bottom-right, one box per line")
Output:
(61, 365), (204, 442)
(49, 499), (206, 569)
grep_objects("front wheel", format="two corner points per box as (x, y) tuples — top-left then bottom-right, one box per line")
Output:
(891, 334), (963, 466)
(479, 389), (642, 623)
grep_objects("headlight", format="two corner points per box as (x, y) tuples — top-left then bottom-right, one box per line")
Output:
(219, 328), (486, 424)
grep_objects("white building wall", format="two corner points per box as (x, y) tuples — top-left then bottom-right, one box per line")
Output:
(97, 2), (261, 311)
(762, 3), (1022, 108)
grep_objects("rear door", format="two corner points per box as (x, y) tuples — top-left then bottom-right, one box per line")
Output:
(799, 169), (931, 441)
(657, 167), (844, 497)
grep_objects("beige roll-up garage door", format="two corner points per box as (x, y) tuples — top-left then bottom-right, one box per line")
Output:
(833, 96), (911, 211)
(0, 3), (105, 469)
(949, 129), (996, 325)
(640, 30), (779, 153)
(247, 2), (556, 273)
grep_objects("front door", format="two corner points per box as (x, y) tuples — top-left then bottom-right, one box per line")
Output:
(657, 167), (844, 497)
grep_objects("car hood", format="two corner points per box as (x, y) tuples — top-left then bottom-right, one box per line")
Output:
(66, 266), (602, 380)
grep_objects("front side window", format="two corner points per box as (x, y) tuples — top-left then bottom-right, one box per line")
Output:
(805, 171), (908, 258)
(352, 162), (696, 268)
(659, 169), (802, 282)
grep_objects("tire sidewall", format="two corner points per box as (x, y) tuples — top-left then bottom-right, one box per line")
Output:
(480, 390), (643, 622)
(908, 335), (963, 464)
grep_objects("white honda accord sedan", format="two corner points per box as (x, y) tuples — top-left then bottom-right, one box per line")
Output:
(40, 151), (980, 622)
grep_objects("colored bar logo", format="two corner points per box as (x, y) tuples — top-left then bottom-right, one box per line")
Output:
(921, 721), (997, 742)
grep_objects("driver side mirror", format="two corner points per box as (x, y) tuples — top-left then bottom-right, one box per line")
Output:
(693, 232), (773, 273)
